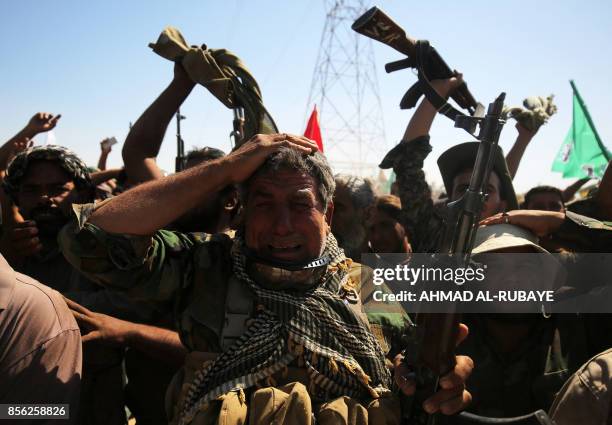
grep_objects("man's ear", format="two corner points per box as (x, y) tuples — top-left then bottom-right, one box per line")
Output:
(325, 201), (334, 232)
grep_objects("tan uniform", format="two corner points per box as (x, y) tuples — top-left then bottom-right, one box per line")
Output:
(549, 348), (612, 425)
(0, 254), (82, 424)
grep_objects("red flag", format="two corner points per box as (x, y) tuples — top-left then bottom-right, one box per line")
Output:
(304, 105), (324, 152)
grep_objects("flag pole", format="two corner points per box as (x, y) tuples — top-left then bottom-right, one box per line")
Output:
(569, 80), (611, 160)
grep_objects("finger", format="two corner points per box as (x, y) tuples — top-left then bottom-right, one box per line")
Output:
(15, 220), (37, 228)
(82, 331), (101, 343)
(439, 355), (473, 390)
(284, 134), (319, 149)
(15, 243), (43, 257)
(50, 114), (61, 124)
(64, 297), (93, 315)
(479, 214), (504, 226)
(12, 225), (38, 237)
(394, 373), (416, 395)
(394, 363), (417, 395)
(456, 323), (469, 346)
(13, 237), (41, 251)
(438, 390), (472, 415)
(71, 310), (98, 328)
(280, 139), (314, 154)
(423, 387), (464, 414)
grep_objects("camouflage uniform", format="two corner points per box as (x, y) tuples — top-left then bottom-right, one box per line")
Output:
(59, 203), (410, 424)
(379, 136), (443, 254)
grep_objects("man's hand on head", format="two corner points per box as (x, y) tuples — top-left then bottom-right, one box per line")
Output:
(24, 112), (61, 138)
(224, 133), (319, 184)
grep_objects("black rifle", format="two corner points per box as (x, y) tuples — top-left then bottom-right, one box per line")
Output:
(175, 108), (187, 172)
(352, 7), (555, 425)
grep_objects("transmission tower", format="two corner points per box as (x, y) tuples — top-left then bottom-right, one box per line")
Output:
(306, 0), (387, 177)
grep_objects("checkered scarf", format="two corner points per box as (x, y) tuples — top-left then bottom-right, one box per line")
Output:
(178, 233), (392, 424)
(3, 145), (93, 201)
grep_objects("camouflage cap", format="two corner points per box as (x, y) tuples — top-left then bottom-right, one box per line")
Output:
(3, 145), (93, 200)
(437, 141), (519, 210)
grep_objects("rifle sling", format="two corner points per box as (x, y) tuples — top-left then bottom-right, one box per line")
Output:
(415, 40), (467, 122)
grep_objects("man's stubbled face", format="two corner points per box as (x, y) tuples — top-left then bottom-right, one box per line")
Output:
(331, 184), (367, 257)
(451, 170), (507, 219)
(16, 160), (83, 237)
(244, 169), (332, 264)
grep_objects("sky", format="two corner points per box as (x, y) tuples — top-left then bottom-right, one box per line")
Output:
(1, 0), (611, 194)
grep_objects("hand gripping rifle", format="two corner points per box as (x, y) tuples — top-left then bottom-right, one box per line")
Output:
(352, 7), (554, 425)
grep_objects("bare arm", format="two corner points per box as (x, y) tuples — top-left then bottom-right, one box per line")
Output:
(401, 75), (464, 142)
(89, 134), (318, 235)
(505, 123), (537, 179)
(122, 64), (196, 185)
(90, 168), (123, 185)
(562, 177), (591, 203)
(66, 298), (187, 367)
(0, 112), (60, 172)
(97, 138), (113, 170)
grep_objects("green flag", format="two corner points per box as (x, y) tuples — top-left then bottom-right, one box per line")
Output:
(552, 80), (611, 179)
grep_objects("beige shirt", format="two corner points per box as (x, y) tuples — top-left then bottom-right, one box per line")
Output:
(0, 254), (82, 423)
(550, 348), (612, 425)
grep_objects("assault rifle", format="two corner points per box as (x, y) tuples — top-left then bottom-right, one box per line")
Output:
(352, 7), (554, 425)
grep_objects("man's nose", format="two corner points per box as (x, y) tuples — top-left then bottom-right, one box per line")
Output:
(272, 206), (293, 236)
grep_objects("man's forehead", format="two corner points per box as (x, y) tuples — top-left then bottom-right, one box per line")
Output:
(249, 170), (317, 195)
(453, 169), (501, 187)
(22, 160), (72, 183)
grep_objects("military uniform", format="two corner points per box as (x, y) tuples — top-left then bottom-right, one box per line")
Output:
(60, 203), (410, 425)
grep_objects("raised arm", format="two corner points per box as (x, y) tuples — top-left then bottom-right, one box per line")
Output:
(90, 168), (123, 185)
(562, 177), (591, 203)
(89, 133), (318, 235)
(380, 76), (464, 253)
(0, 112), (60, 173)
(505, 123), (538, 179)
(122, 64), (196, 185)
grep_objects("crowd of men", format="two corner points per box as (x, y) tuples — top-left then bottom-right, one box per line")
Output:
(1, 59), (611, 425)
